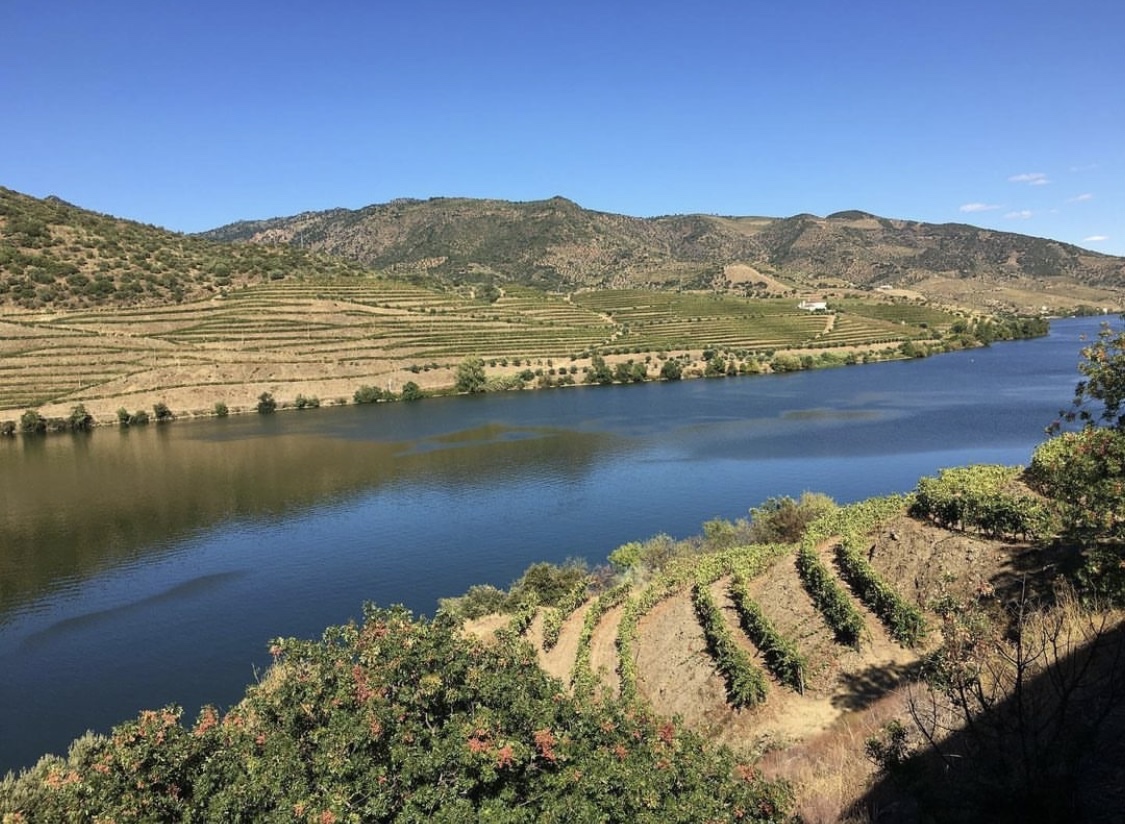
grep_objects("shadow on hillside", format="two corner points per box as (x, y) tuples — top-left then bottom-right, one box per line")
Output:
(987, 539), (1079, 604)
(831, 661), (923, 712)
(852, 617), (1125, 823)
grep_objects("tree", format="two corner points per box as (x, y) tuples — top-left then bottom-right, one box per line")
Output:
(400, 381), (423, 401)
(256, 392), (277, 414)
(1056, 316), (1125, 430)
(67, 404), (93, 431)
(454, 357), (487, 394)
(587, 355), (614, 385)
(19, 408), (45, 434)
(1030, 316), (1125, 603)
(660, 358), (683, 380)
(152, 402), (174, 422)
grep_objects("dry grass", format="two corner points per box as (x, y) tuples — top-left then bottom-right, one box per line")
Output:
(759, 688), (912, 823)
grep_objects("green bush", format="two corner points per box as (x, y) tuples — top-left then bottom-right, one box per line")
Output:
(400, 381), (424, 401)
(353, 384), (384, 404)
(1028, 430), (1125, 543)
(256, 392), (276, 414)
(748, 493), (837, 544)
(19, 408), (45, 434)
(911, 464), (1047, 539)
(0, 605), (793, 821)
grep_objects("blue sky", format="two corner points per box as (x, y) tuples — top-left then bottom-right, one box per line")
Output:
(3, 1), (1123, 255)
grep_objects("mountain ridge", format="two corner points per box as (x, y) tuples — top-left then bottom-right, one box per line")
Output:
(199, 194), (1125, 312)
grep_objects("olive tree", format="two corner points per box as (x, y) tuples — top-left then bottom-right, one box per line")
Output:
(454, 357), (487, 394)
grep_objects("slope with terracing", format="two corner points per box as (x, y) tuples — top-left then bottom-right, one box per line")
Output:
(465, 493), (1059, 819)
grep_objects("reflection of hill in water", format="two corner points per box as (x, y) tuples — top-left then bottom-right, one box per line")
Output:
(0, 423), (610, 617)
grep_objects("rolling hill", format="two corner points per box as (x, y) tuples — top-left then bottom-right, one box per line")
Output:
(201, 196), (1125, 313)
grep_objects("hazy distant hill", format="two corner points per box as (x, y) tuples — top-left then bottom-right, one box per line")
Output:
(201, 197), (1125, 308)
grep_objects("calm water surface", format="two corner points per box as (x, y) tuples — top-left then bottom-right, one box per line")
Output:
(0, 316), (1108, 772)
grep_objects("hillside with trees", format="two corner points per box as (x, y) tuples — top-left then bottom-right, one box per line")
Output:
(201, 197), (1125, 314)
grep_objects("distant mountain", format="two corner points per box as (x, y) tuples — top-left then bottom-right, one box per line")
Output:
(3, 185), (1122, 313)
(201, 197), (1125, 308)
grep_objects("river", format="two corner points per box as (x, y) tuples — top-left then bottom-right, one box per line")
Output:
(0, 316), (1109, 773)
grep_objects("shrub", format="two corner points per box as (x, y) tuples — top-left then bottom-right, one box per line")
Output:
(213, 401), (229, 417)
(19, 408), (45, 434)
(1028, 430), (1125, 543)
(506, 560), (590, 610)
(152, 401), (174, 422)
(67, 403), (93, 431)
(400, 381), (424, 401)
(0, 605), (794, 821)
(748, 492), (838, 544)
(353, 384), (384, 404)
(256, 392), (276, 414)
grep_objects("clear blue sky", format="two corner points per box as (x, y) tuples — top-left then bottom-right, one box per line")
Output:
(3, 1), (1123, 255)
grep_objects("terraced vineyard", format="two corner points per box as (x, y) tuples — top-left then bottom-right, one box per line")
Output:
(476, 500), (918, 743)
(0, 278), (617, 417)
(0, 277), (952, 422)
(463, 495), (1049, 816)
(571, 290), (934, 353)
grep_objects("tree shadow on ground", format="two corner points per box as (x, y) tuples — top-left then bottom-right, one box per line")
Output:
(831, 660), (924, 712)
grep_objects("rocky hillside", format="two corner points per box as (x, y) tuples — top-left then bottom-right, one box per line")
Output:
(202, 197), (1125, 311)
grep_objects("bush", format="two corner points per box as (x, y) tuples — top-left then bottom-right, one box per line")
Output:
(152, 402), (174, 422)
(213, 401), (229, 417)
(437, 584), (507, 620)
(19, 408), (46, 434)
(0, 606), (794, 821)
(400, 381), (424, 401)
(354, 384), (384, 404)
(506, 560), (590, 610)
(911, 464), (1047, 539)
(256, 392), (276, 414)
(1028, 430), (1125, 543)
(67, 404), (93, 431)
(748, 493), (838, 544)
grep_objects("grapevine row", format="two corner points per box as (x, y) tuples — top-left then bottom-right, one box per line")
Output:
(728, 574), (808, 693)
(691, 581), (769, 708)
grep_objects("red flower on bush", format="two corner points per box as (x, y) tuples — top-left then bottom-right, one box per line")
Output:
(495, 744), (515, 769)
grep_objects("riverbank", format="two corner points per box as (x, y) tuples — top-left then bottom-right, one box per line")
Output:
(1, 316), (1046, 434)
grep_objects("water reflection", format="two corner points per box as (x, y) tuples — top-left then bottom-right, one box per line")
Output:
(0, 419), (612, 618)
